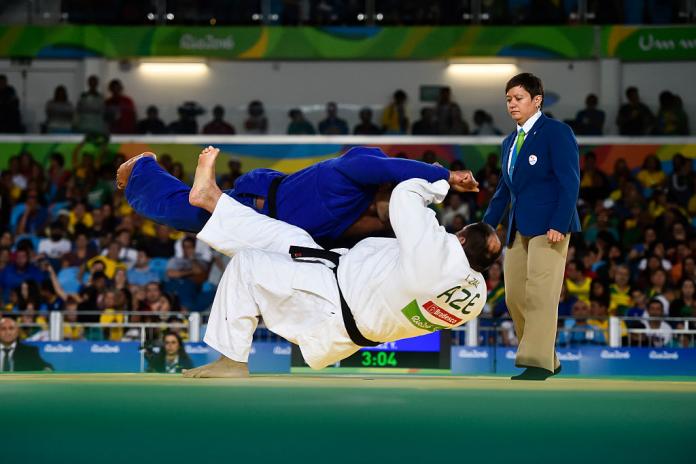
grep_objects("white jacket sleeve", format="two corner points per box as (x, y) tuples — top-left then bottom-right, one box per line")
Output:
(388, 179), (457, 285)
(197, 194), (321, 257)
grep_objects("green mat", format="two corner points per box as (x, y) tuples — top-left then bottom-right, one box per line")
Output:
(2, 374), (695, 463)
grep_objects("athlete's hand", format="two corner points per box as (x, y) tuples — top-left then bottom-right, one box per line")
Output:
(546, 229), (565, 243)
(449, 170), (479, 192)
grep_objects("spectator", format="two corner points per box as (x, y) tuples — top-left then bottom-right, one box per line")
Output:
(87, 242), (126, 279)
(435, 87), (461, 135)
(668, 153), (692, 206)
(616, 86), (654, 135)
(218, 158), (243, 189)
(37, 222), (71, 261)
(14, 189), (48, 235)
(287, 108), (316, 135)
(105, 229), (138, 269)
(353, 107), (381, 135)
(642, 298), (673, 347)
(318, 102), (348, 135)
(67, 201), (94, 234)
(609, 264), (633, 316)
(0, 317), (52, 372)
(105, 79), (137, 134)
(0, 249), (45, 301)
(75, 75), (106, 135)
(580, 151), (611, 207)
(565, 259), (592, 303)
(99, 289), (125, 341)
(381, 89), (409, 134)
(47, 153), (71, 201)
(145, 224), (176, 258)
(573, 94), (605, 135)
(560, 299), (593, 346)
(202, 105), (236, 135)
(440, 192), (471, 227)
(442, 104), (470, 135)
(136, 105), (167, 134)
(44, 85), (74, 134)
(0, 74), (23, 133)
(165, 237), (210, 311)
(168, 102), (203, 134)
(670, 278), (696, 319)
(127, 249), (160, 286)
(588, 293), (628, 344)
(411, 107), (438, 135)
(147, 331), (194, 373)
(654, 91), (689, 135)
(636, 154), (667, 191)
(243, 100), (268, 134)
(62, 298), (84, 341)
(557, 281), (578, 318)
(472, 110), (501, 135)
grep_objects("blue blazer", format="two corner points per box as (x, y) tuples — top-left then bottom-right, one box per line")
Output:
(483, 114), (581, 246)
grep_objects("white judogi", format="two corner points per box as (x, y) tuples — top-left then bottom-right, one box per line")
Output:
(198, 178), (487, 369)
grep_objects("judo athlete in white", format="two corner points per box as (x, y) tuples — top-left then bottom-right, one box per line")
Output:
(183, 147), (502, 378)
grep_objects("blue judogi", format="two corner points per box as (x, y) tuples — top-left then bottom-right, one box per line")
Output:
(125, 147), (449, 240)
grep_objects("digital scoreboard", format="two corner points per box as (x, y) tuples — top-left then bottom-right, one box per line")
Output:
(291, 331), (451, 370)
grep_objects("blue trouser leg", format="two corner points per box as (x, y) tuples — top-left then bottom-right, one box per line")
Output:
(125, 157), (242, 233)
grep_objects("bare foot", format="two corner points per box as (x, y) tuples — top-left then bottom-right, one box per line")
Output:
(189, 146), (223, 213)
(182, 355), (250, 378)
(116, 152), (157, 190)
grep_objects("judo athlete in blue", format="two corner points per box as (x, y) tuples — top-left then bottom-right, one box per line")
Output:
(117, 146), (478, 244)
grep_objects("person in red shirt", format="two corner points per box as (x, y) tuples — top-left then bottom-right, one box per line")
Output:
(105, 79), (136, 134)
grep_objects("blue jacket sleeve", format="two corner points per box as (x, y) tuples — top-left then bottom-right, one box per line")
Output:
(334, 148), (449, 186)
(549, 124), (580, 232)
(482, 175), (511, 228)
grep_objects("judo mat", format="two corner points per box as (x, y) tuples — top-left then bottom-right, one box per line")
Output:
(2, 373), (695, 464)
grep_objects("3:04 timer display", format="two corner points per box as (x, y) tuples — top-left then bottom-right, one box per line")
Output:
(360, 351), (398, 367)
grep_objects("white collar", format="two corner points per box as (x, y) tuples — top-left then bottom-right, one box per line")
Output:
(516, 110), (542, 135)
(2, 341), (17, 351)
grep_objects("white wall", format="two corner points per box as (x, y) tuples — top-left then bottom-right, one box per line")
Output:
(0, 58), (694, 135)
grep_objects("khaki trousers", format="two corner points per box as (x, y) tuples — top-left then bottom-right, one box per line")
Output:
(503, 232), (570, 372)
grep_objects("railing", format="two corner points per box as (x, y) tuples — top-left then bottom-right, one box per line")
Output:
(18, 311), (201, 345)
(452, 316), (696, 349)
(16, 312), (696, 350)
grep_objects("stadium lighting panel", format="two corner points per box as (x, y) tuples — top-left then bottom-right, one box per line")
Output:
(138, 61), (209, 78)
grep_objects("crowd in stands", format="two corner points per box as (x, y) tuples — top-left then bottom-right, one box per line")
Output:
(444, 149), (696, 348)
(1, 140), (695, 351)
(0, 74), (691, 137)
(0, 147), (238, 345)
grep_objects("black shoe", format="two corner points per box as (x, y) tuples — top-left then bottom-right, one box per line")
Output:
(552, 364), (562, 376)
(511, 366), (554, 381)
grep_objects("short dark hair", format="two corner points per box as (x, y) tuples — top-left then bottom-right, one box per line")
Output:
(505, 73), (544, 107)
(648, 298), (664, 310)
(461, 222), (501, 273)
(591, 293), (610, 309)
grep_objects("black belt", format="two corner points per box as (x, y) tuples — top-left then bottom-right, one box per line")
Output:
(267, 175), (286, 219)
(289, 246), (382, 347)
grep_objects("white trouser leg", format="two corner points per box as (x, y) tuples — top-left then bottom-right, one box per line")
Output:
(197, 193), (320, 257)
(203, 253), (260, 363)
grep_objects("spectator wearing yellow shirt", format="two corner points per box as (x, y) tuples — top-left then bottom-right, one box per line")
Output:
(68, 201), (93, 234)
(381, 89), (409, 134)
(87, 242), (127, 279)
(636, 154), (666, 190)
(99, 289), (124, 341)
(609, 264), (633, 315)
(588, 294), (628, 344)
(565, 259), (592, 303)
(63, 298), (84, 341)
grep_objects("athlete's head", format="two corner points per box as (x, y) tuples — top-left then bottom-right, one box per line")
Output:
(456, 222), (502, 273)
